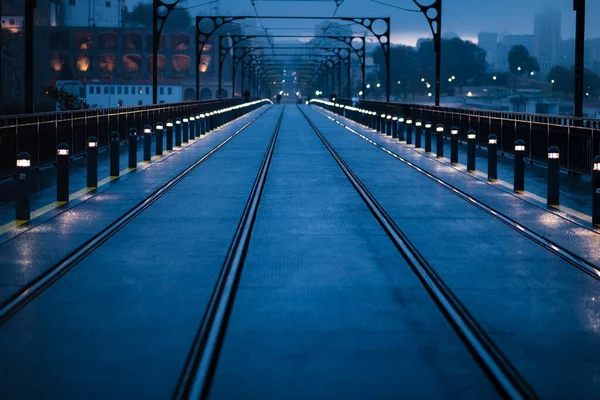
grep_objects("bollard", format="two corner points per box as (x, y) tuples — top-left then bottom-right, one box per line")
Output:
(143, 125), (152, 162)
(386, 115), (393, 136)
(424, 122), (432, 153)
(195, 113), (202, 137)
(166, 120), (174, 151)
(87, 136), (98, 188)
(128, 128), (138, 168)
(175, 117), (182, 147)
(547, 146), (560, 206)
(488, 134), (498, 181)
(15, 152), (31, 220)
(56, 143), (70, 202)
(514, 139), (526, 192)
(379, 114), (386, 134)
(450, 126), (459, 164)
(398, 116), (405, 141)
(371, 112), (377, 131)
(593, 156), (600, 224)
(415, 120), (423, 149)
(200, 114), (206, 135)
(467, 130), (476, 171)
(182, 117), (189, 143)
(406, 118), (413, 145)
(189, 116), (196, 140)
(391, 116), (398, 139)
(155, 122), (164, 156)
(436, 124), (444, 158)
(110, 131), (120, 177)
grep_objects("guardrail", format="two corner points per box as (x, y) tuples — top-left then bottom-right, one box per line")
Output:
(0, 99), (240, 180)
(336, 99), (600, 175)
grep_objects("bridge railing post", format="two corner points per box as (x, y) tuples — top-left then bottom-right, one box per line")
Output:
(110, 131), (121, 177)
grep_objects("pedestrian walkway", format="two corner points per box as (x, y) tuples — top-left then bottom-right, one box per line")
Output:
(1, 103), (599, 399)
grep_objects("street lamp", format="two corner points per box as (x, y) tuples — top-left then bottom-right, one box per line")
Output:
(366, 84), (371, 89)
(376, 83), (381, 88)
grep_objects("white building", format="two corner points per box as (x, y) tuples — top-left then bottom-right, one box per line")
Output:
(84, 84), (183, 108)
(60, 0), (122, 27)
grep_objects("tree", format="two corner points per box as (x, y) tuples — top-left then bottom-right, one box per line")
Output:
(44, 84), (91, 111)
(125, 3), (192, 31)
(372, 44), (422, 99)
(547, 66), (600, 98)
(508, 45), (539, 75)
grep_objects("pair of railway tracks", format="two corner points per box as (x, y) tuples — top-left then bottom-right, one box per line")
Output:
(5, 102), (599, 399)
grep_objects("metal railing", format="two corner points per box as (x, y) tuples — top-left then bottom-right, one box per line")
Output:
(0, 99), (240, 180)
(339, 99), (600, 175)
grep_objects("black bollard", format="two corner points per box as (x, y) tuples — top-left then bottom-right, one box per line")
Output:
(166, 120), (174, 151)
(415, 120), (423, 149)
(379, 114), (386, 134)
(398, 116), (405, 141)
(87, 136), (98, 188)
(189, 116), (196, 140)
(56, 143), (70, 202)
(128, 128), (138, 168)
(467, 130), (476, 171)
(182, 117), (189, 143)
(424, 122), (432, 153)
(200, 114), (206, 135)
(514, 139), (526, 192)
(175, 118), (182, 147)
(406, 118), (414, 145)
(370, 112), (377, 131)
(386, 115), (392, 136)
(547, 146), (560, 206)
(392, 116), (398, 139)
(155, 122), (164, 156)
(593, 156), (600, 224)
(436, 124), (444, 158)
(488, 134), (498, 181)
(15, 152), (31, 220)
(143, 125), (152, 162)
(450, 126), (459, 164)
(110, 131), (120, 177)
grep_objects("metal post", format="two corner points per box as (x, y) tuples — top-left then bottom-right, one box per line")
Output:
(175, 118), (182, 147)
(379, 114), (386, 134)
(143, 125), (152, 162)
(87, 137), (98, 188)
(110, 132), (120, 176)
(415, 120), (423, 149)
(593, 156), (600, 224)
(200, 114), (206, 135)
(574, 0), (586, 118)
(15, 152), (31, 221)
(386, 115), (392, 136)
(436, 124), (444, 158)
(166, 120), (174, 151)
(128, 128), (138, 168)
(450, 126), (459, 164)
(514, 140), (526, 192)
(467, 130), (476, 171)
(156, 122), (164, 155)
(488, 134), (498, 181)
(406, 118), (414, 145)
(56, 143), (70, 202)
(25, 0), (36, 113)
(424, 122), (432, 153)
(547, 146), (560, 205)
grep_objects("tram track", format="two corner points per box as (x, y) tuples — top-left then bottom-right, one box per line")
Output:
(297, 105), (538, 400)
(172, 106), (285, 399)
(0, 104), (275, 327)
(313, 105), (600, 282)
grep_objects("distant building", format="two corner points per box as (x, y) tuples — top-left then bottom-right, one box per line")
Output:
(534, 9), (562, 72)
(478, 32), (498, 70)
(497, 35), (535, 71)
(59, 0), (122, 27)
(0, 16), (24, 32)
(84, 83), (184, 107)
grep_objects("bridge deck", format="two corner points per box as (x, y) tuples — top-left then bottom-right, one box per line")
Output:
(0, 104), (599, 399)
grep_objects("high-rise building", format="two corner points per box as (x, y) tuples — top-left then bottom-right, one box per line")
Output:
(478, 32), (498, 70)
(534, 9), (561, 72)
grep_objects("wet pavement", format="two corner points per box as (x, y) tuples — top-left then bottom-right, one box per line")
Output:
(0, 103), (599, 398)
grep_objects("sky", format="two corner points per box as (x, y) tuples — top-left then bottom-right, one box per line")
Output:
(131, 0), (600, 46)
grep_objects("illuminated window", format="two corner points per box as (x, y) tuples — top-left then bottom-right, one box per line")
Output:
(76, 54), (91, 72)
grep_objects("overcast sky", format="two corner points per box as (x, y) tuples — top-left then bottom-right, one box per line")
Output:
(133, 0), (600, 46)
